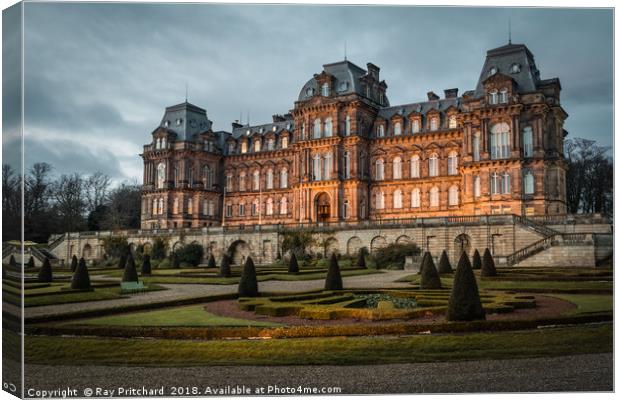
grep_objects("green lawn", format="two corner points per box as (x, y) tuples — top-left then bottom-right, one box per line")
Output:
(23, 323), (612, 366)
(548, 294), (613, 315)
(72, 304), (280, 327)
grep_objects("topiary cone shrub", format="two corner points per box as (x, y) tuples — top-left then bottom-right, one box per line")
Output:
(38, 257), (53, 282)
(70, 255), (78, 272)
(118, 252), (128, 269)
(481, 248), (497, 277)
(141, 254), (152, 275)
(122, 253), (139, 283)
(238, 256), (259, 297)
(71, 257), (91, 290)
(420, 251), (442, 289)
(220, 254), (231, 277)
(288, 253), (299, 273)
(447, 251), (486, 321)
(27, 256), (35, 269)
(325, 253), (343, 290)
(207, 254), (216, 269)
(357, 250), (366, 268)
(9, 255), (16, 267)
(437, 250), (452, 274)
(171, 253), (180, 269)
(472, 249), (482, 270)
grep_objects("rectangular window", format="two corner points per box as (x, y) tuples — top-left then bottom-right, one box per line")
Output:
(473, 135), (480, 161)
(523, 127), (533, 157)
(226, 204), (232, 217)
(239, 204), (245, 216)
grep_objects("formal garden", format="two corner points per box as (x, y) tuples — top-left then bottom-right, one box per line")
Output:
(1, 232), (613, 368)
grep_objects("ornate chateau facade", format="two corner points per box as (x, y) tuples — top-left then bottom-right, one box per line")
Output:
(140, 42), (568, 230)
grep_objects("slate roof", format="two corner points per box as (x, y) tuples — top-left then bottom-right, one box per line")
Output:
(231, 115), (294, 139)
(473, 43), (544, 98)
(377, 97), (461, 119)
(157, 101), (213, 141)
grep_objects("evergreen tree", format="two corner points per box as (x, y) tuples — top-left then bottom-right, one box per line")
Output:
(238, 256), (259, 297)
(356, 250), (367, 268)
(437, 250), (453, 274)
(420, 251), (442, 289)
(481, 248), (497, 277)
(9, 255), (16, 267)
(71, 257), (91, 290)
(122, 253), (139, 282)
(141, 254), (152, 275)
(288, 252), (299, 273)
(38, 257), (53, 282)
(472, 249), (482, 270)
(220, 254), (232, 277)
(207, 253), (216, 268)
(27, 256), (35, 269)
(325, 253), (343, 290)
(447, 251), (486, 321)
(70, 255), (78, 272)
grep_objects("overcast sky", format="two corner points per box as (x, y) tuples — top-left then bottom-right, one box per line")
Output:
(3, 3), (613, 183)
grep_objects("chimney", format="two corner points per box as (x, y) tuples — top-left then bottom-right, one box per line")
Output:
(444, 88), (459, 99)
(427, 91), (440, 101)
(232, 121), (243, 129)
(272, 114), (286, 122)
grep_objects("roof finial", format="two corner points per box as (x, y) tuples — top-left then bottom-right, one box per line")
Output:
(185, 82), (188, 102)
(344, 40), (347, 61)
(508, 18), (512, 45)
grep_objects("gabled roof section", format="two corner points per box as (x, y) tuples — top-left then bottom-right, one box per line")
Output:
(473, 43), (544, 98)
(157, 101), (213, 141)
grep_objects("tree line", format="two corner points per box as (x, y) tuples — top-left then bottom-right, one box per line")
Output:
(2, 162), (141, 243)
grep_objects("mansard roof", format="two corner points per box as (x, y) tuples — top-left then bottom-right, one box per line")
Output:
(231, 115), (294, 139)
(156, 101), (213, 141)
(378, 97), (461, 120)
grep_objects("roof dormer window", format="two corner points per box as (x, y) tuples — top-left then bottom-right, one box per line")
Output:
(272, 126), (277, 132)
(176, 118), (183, 126)
(306, 87), (315, 97)
(321, 82), (330, 97)
(510, 63), (521, 74)
(488, 67), (498, 76)
(163, 120), (170, 127)
(338, 81), (348, 92)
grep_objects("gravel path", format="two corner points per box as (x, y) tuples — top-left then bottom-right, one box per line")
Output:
(23, 270), (412, 319)
(22, 353), (612, 395)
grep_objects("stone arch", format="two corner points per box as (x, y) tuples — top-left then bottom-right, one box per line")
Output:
(172, 241), (183, 252)
(82, 244), (92, 259)
(347, 236), (363, 256)
(229, 240), (250, 265)
(454, 233), (472, 260)
(323, 237), (339, 256)
(396, 235), (412, 244)
(370, 236), (387, 253)
(315, 192), (331, 222)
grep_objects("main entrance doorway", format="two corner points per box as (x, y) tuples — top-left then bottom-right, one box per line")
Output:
(315, 192), (331, 222)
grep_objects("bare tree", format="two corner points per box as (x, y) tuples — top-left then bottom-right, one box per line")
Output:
(100, 181), (141, 230)
(2, 164), (21, 240)
(51, 173), (86, 232)
(84, 171), (111, 213)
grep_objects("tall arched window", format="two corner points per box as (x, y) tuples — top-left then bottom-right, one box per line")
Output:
(489, 90), (498, 105)
(375, 159), (385, 180)
(411, 188), (421, 208)
(393, 156), (402, 179)
(474, 175), (481, 197)
(499, 88), (508, 104)
(490, 122), (511, 159)
(203, 199), (209, 215)
(523, 170), (535, 194)
(345, 115), (351, 136)
(523, 126), (533, 157)
(253, 170), (260, 190)
(280, 168), (288, 188)
(490, 172), (500, 195)
(251, 199), (259, 216)
(301, 123), (306, 140)
(266, 169), (273, 189)
(152, 199), (158, 215)
(448, 115), (457, 129)
(343, 152), (351, 179)
(187, 198), (193, 214)
(447, 151), (458, 175)
(394, 122), (402, 136)
(313, 118), (321, 139)
(280, 197), (288, 215)
(239, 172), (246, 191)
(410, 155), (420, 178)
(254, 139), (261, 152)
(173, 197), (179, 214)
(321, 82), (330, 97)
(377, 125), (385, 137)
(430, 117), (439, 131)
(473, 133), (480, 161)
(204, 165), (213, 189)
(324, 153), (332, 180)
(155, 138), (161, 149)
(376, 191), (385, 209)
(240, 141), (248, 153)
(502, 171), (511, 194)
(411, 119), (420, 133)
(281, 135), (288, 149)
(158, 198), (164, 214)
(448, 185), (459, 206)
(161, 137), (167, 148)
(342, 200), (349, 218)
(393, 189), (403, 209)
(156, 162), (166, 189)
(238, 202), (245, 216)
(324, 118), (333, 137)
(429, 154), (439, 177)
(266, 198), (273, 215)
(267, 138), (275, 151)
(313, 154), (322, 181)
(430, 187), (439, 207)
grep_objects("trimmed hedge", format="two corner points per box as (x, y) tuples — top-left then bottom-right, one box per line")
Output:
(472, 249), (482, 270)
(207, 254), (216, 269)
(238, 256), (259, 297)
(357, 250), (366, 269)
(288, 253), (299, 273)
(420, 252), (441, 289)
(171, 253), (180, 269)
(118, 252), (128, 270)
(437, 250), (452, 274)
(70, 255), (78, 272)
(38, 258), (53, 283)
(141, 254), (152, 275)
(324, 253), (343, 290)
(9, 255), (16, 267)
(71, 258), (91, 290)
(122, 254), (139, 283)
(481, 248), (498, 277)
(447, 251), (485, 321)
(27, 256), (35, 269)
(220, 254), (231, 277)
